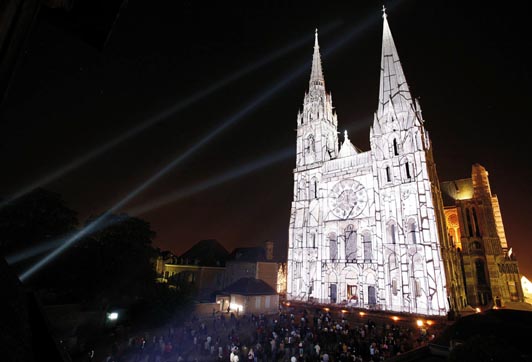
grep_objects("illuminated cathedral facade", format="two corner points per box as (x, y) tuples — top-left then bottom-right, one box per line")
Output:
(286, 11), (523, 316)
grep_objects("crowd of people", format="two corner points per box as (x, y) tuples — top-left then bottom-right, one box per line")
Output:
(98, 304), (443, 362)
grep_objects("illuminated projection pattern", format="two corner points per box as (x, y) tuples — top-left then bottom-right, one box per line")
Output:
(287, 14), (449, 316)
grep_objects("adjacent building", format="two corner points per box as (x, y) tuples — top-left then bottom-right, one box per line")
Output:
(442, 164), (524, 307)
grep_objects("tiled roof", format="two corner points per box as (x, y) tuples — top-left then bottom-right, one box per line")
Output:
(221, 277), (277, 296)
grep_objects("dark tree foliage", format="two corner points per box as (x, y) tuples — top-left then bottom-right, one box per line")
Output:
(0, 190), (195, 333)
(0, 188), (78, 254)
(71, 213), (159, 304)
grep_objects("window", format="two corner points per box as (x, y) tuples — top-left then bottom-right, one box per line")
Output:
(405, 163), (411, 179)
(387, 222), (397, 244)
(310, 232), (316, 248)
(265, 296), (271, 308)
(386, 166), (391, 182)
(475, 259), (487, 285)
(305, 134), (315, 154)
(328, 233), (338, 261)
(393, 138), (399, 156)
(414, 279), (422, 297)
(392, 279), (398, 296)
(472, 208), (480, 237)
(407, 219), (417, 244)
(298, 178), (306, 200)
(466, 208), (474, 237)
(347, 285), (357, 300)
(345, 225), (356, 260)
(363, 232), (372, 261)
(255, 296), (261, 308)
(310, 177), (318, 199)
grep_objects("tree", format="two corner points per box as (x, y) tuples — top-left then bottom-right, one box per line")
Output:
(0, 188), (78, 255)
(78, 213), (158, 303)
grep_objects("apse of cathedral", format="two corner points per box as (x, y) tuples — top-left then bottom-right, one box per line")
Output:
(286, 10), (524, 316)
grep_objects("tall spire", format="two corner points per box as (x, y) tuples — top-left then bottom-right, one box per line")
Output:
(310, 28), (325, 87)
(377, 7), (413, 119)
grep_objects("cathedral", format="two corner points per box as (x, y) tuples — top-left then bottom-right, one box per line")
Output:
(286, 10), (523, 316)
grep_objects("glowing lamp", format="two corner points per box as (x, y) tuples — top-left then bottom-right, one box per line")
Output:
(392, 316), (399, 322)
(107, 312), (119, 321)
(426, 320), (433, 326)
(323, 307), (330, 312)
(475, 307), (481, 313)
(341, 309), (348, 314)
(359, 312), (365, 316)
(416, 319), (424, 327)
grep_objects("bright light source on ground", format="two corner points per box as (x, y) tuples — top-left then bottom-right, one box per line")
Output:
(229, 303), (242, 312)
(107, 312), (119, 321)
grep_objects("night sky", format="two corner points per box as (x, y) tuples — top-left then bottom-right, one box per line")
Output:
(1, 1), (531, 277)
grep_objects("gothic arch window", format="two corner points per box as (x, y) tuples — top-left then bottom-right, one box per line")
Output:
(386, 166), (391, 183)
(475, 259), (488, 285)
(345, 225), (357, 261)
(400, 157), (413, 181)
(362, 231), (372, 261)
(407, 219), (418, 244)
(387, 221), (397, 244)
(393, 138), (399, 156)
(309, 232), (316, 248)
(466, 208), (474, 236)
(310, 177), (318, 199)
(305, 134), (315, 154)
(414, 279), (422, 297)
(328, 232), (338, 261)
(298, 178), (306, 200)
(472, 208), (480, 237)
(392, 278), (398, 296)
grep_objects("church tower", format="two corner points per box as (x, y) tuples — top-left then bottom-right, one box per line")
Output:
(287, 30), (338, 302)
(368, 9), (450, 314)
(296, 29), (339, 167)
(287, 10), (453, 316)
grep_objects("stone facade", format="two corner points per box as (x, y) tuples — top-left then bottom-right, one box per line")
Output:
(287, 13), (455, 316)
(442, 164), (524, 307)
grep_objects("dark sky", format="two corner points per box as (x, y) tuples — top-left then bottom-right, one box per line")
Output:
(1, 1), (531, 277)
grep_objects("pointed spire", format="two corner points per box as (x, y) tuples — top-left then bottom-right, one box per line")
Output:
(338, 130), (359, 158)
(310, 28), (325, 87)
(377, 9), (413, 119)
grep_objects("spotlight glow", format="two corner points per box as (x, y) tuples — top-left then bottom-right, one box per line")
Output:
(0, 22), (342, 211)
(19, 11), (383, 282)
(129, 147), (293, 215)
